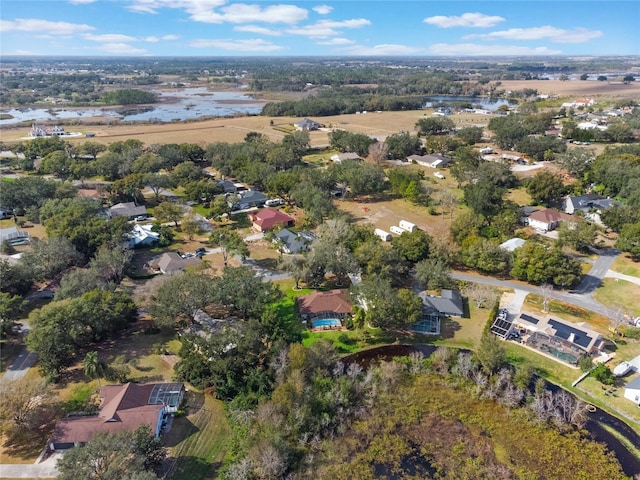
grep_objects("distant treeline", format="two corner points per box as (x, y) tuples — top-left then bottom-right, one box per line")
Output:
(101, 89), (157, 105)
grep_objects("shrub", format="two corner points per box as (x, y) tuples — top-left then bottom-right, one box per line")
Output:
(590, 363), (614, 385)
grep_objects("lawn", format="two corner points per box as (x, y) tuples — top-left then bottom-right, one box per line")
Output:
(164, 393), (231, 480)
(611, 255), (640, 277)
(593, 278), (640, 317)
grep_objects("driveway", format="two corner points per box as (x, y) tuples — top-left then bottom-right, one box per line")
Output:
(0, 323), (36, 385)
(0, 452), (62, 478)
(574, 248), (620, 294)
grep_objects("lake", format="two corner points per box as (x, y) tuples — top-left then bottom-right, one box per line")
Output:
(0, 87), (266, 126)
(424, 95), (512, 110)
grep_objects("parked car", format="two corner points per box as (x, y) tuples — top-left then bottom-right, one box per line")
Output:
(265, 198), (283, 207)
(135, 215), (150, 222)
(194, 247), (206, 257)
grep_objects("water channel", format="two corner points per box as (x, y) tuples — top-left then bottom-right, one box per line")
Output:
(0, 87), (266, 126)
(345, 344), (640, 477)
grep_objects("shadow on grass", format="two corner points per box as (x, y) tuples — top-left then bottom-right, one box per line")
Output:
(163, 417), (200, 448)
(168, 457), (220, 480)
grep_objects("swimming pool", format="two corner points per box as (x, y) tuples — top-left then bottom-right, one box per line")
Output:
(312, 318), (342, 328)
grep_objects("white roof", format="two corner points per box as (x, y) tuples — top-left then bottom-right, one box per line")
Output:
(499, 238), (526, 252)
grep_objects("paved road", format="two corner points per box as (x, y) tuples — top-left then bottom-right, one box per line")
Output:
(574, 248), (620, 294)
(450, 272), (607, 315)
(605, 269), (640, 287)
(0, 323), (36, 385)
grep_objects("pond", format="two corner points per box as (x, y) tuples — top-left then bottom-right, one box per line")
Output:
(344, 344), (640, 477)
(0, 87), (266, 125)
(423, 95), (512, 110)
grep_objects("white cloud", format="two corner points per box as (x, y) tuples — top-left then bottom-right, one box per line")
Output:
(95, 42), (148, 54)
(68, 0), (96, 4)
(0, 18), (94, 35)
(341, 43), (424, 55)
(189, 38), (286, 52)
(144, 34), (179, 42)
(464, 26), (602, 44)
(126, 0), (307, 24)
(313, 5), (332, 15)
(234, 25), (282, 36)
(221, 4), (308, 24)
(287, 18), (371, 38)
(3, 49), (41, 55)
(424, 12), (505, 28)
(315, 37), (354, 46)
(83, 33), (137, 43)
(428, 42), (562, 56)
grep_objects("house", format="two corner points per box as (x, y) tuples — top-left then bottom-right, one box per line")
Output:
(624, 376), (640, 406)
(274, 228), (315, 254)
(127, 224), (160, 248)
(76, 189), (105, 200)
(407, 154), (452, 168)
(499, 237), (526, 252)
(563, 194), (620, 215)
(49, 382), (185, 451)
(217, 179), (237, 194)
(294, 118), (321, 131)
(527, 208), (574, 232)
(152, 251), (202, 274)
(420, 289), (464, 317)
(513, 313), (604, 355)
(229, 190), (268, 210)
(330, 152), (361, 163)
(297, 289), (352, 321)
(501, 153), (526, 164)
(108, 202), (147, 219)
(251, 208), (294, 232)
(0, 227), (30, 246)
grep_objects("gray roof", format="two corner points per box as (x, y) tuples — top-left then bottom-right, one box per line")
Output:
(155, 252), (201, 274)
(238, 190), (268, 202)
(625, 375), (640, 390)
(109, 202), (147, 218)
(275, 228), (315, 254)
(420, 289), (464, 317)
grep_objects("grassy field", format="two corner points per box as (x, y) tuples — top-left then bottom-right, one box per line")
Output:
(593, 278), (640, 317)
(611, 255), (640, 277)
(164, 393), (231, 480)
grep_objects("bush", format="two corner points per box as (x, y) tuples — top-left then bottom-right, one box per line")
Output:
(590, 363), (615, 385)
(578, 355), (594, 372)
(620, 325), (640, 339)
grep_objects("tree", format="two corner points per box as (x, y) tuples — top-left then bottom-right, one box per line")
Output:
(0, 377), (51, 431)
(21, 236), (83, 280)
(590, 363), (615, 385)
(384, 131), (422, 159)
(510, 241), (582, 288)
(415, 258), (450, 290)
(461, 237), (509, 274)
(209, 227), (249, 267)
(391, 229), (431, 263)
(83, 351), (105, 389)
(416, 116), (455, 136)
(526, 170), (565, 206)
(57, 430), (159, 480)
(463, 283), (498, 309)
(474, 334), (506, 374)
(149, 271), (215, 328)
(352, 277), (422, 329)
(79, 141), (107, 160)
(558, 221), (598, 252)
(153, 201), (184, 228)
(463, 180), (505, 218)
(616, 223), (640, 259)
(181, 212), (203, 240)
(0, 292), (26, 338)
(281, 255), (307, 290)
(454, 126), (483, 145)
(143, 173), (172, 202)
(555, 149), (595, 178)
(215, 266), (280, 320)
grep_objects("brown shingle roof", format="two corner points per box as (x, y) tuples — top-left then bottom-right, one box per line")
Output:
(50, 383), (162, 445)
(528, 208), (573, 223)
(297, 289), (352, 316)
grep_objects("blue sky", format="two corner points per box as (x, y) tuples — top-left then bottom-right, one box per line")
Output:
(1, 1), (638, 56)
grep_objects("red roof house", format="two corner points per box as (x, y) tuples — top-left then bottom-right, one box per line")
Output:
(251, 208), (294, 232)
(49, 382), (184, 450)
(528, 208), (576, 232)
(297, 289), (352, 320)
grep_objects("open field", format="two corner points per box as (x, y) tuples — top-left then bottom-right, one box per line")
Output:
(611, 255), (640, 277)
(497, 79), (640, 99)
(0, 109), (496, 147)
(593, 278), (640, 317)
